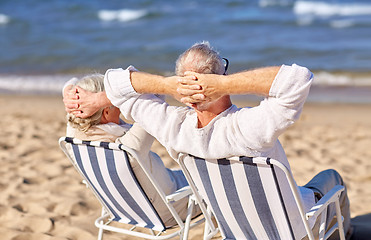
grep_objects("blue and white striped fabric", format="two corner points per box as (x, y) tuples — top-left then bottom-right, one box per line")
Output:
(62, 137), (165, 232)
(182, 155), (306, 240)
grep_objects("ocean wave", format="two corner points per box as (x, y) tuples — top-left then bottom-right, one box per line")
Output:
(98, 9), (147, 22)
(0, 13), (10, 25)
(329, 19), (355, 28)
(259, 0), (294, 7)
(0, 75), (75, 94)
(313, 71), (371, 87)
(1, 71), (371, 96)
(294, 1), (371, 17)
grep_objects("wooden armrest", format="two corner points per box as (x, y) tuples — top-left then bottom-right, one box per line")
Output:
(306, 185), (344, 220)
(166, 186), (193, 203)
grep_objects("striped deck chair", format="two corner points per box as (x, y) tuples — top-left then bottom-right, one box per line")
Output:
(178, 154), (346, 240)
(59, 137), (205, 240)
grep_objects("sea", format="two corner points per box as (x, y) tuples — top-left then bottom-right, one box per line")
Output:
(1, 0), (371, 103)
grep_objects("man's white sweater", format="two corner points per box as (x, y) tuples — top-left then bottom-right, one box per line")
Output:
(104, 64), (316, 236)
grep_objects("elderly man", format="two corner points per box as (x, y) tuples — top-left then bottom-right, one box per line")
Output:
(65, 41), (351, 240)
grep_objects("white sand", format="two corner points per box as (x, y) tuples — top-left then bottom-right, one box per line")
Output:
(0, 95), (370, 239)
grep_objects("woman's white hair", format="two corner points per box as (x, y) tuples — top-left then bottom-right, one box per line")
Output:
(67, 73), (105, 132)
(175, 41), (224, 76)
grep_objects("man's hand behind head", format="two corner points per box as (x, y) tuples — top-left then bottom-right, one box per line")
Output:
(177, 71), (225, 106)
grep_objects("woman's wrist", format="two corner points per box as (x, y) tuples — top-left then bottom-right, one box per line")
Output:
(96, 91), (112, 108)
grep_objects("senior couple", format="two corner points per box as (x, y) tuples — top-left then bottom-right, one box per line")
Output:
(63, 41), (351, 239)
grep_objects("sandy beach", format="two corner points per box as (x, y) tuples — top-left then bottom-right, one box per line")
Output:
(0, 95), (370, 240)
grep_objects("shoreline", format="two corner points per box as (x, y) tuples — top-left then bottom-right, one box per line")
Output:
(1, 70), (371, 104)
(2, 84), (371, 105)
(0, 95), (370, 239)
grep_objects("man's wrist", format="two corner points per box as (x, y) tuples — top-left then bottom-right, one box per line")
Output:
(162, 76), (177, 96)
(131, 71), (166, 94)
(211, 74), (229, 96)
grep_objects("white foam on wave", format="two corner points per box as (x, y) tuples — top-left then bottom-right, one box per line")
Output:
(294, 1), (371, 17)
(0, 75), (76, 94)
(259, 0), (294, 7)
(1, 72), (370, 96)
(330, 19), (355, 28)
(98, 9), (147, 22)
(0, 13), (10, 25)
(313, 71), (371, 87)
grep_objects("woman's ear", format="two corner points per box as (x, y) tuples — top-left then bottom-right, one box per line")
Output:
(100, 107), (110, 124)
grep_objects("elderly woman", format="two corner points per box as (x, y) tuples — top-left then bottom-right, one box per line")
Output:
(63, 74), (200, 227)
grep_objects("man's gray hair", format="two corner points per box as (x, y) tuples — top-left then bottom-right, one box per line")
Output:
(67, 73), (105, 132)
(175, 41), (224, 76)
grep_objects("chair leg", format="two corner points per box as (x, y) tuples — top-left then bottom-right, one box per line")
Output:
(203, 207), (210, 240)
(97, 208), (105, 240)
(319, 210), (327, 240)
(97, 227), (104, 240)
(335, 200), (346, 240)
(182, 197), (195, 240)
(203, 205), (218, 240)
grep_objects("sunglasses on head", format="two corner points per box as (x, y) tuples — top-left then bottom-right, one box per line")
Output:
(222, 58), (229, 75)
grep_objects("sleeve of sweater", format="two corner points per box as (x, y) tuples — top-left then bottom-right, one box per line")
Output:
(104, 66), (185, 150)
(104, 66), (147, 123)
(235, 64), (313, 151)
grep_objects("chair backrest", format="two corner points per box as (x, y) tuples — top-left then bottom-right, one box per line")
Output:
(59, 137), (166, 232)
(179, 155), (311, 240)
